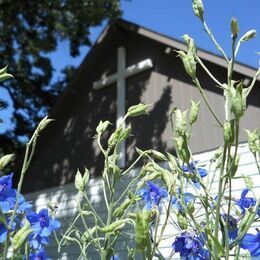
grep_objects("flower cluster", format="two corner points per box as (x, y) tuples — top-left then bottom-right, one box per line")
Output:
(136, 160), (260, 259)
(172, 231), (210, 259)
(0, 173), (60, 259)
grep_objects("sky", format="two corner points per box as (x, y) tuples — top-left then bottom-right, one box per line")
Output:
(1, 0), (260, 133)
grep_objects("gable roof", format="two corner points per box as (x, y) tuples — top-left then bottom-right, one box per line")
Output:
(88, 18), (258, 78)
(52, 18), (259, 115)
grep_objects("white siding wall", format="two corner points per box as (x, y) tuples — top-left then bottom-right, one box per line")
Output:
(25, 143), (259, 259)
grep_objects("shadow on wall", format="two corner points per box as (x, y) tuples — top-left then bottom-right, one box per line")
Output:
(22, 67), (175, 192)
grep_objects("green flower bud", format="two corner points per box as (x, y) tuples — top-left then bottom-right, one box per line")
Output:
(223, 120), (235, 146)
(175, 135), (191, 164)
(96, 120), (111, 136)
(114, 196), (140, 217)
(245, 129), (260, 153)
(175, 109), (187, 136)
(12, 219), (32, 251)
(135, 211), (151, 250)
(187, 202), (195, 214)
(241, 29), (256, 42)
(242, 175), (253, 190)
(166, 152), (178, 171)
(99, 219), (126, 233)
(0, 66), (13, 82)
(189, 100), (200, 125)
(177, 212), (188, 230)
(176, 51), (196, 79)
(118, 124), (132, 143)
(82, 167), (90, 186)
(0, 65), (8, 75)
(183, 34), (197, 55)
(0, 73), (13, 83)
(108, 127), (123, 149)
(0, 153), (15, 170)
(231, 82), (246, 119)
(162, 170), (175, 194)
(75, 169), (84, 192)
(231, 18), (239, 39)
(82, 227), (97, 242)
(143, 171), (161, 182)
(151, 150), (167, 161)
(192, 0), (204, 21)
(74, 167), (89, 192)
(37, 116), (54, 133)
(127, 103), (149, 117)
(230, 155), (240, 178)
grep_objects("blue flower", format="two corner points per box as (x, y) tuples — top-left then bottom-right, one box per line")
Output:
(239, 230), (260, 258)
(29, 249), (47, 260)
(0, 218), (16, 244)
(110, 255), (120, 260)
(172, 231), (210, 259)
(235, 188), (256, 214)
(27, 209), (61, 249)
(138, 181), (168, 209)
(222, 214), (238, 241)
(172, 189), (195, 213)
(182, 161), (207, 188)
(0, 173), (32, 213)
(0, 222), (7, 243)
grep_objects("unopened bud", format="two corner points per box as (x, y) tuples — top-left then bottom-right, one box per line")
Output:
(0, 153), (15, 170)
(127, 103), (149, 117)
(241, 30), (256, 42)
(231, 18), (239, 39)
(96, 120), (111, 136)
(189, 100), (200, 125)
(192, 0), (204, 21)
(176, 51), (196, 79)
(37, 116), (54, 133)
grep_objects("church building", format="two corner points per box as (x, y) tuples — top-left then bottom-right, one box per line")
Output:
(23, 19), (260, 259)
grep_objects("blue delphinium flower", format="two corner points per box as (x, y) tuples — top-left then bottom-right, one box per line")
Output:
(27, 208), (61, 249)
(239, 229), (260, 258)
(0, 218), (16, 244)
(29, 249), (47, 260)
(172, 189), (195, 213)
(235, 188), (256, 214)
(138, 181), (168, 209)
(182, 161), (207, 188)
(0, 173), (32, 213)
(222, 214), (238, 241)
(172, 231), (210, 259)
(0, 222), (7, 243)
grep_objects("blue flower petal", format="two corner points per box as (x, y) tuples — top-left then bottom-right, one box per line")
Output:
(40, 227), (51, 237)
(239, 233), (258, 251)
(50, 220), (61, 230)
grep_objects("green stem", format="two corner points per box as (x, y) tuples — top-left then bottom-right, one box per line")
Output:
(245, 67), (260, 98)
(196, 57), (225, 89)
(203, 20), (229, 63)
(193, 77), (223, 127)
(214, 144), (227, 258)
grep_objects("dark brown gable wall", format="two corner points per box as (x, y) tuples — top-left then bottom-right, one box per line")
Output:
(122, 29), (259, 162)
(23, 24), (260, 192)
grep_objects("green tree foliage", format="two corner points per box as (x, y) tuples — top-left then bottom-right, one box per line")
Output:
(0, 0), (122, 153)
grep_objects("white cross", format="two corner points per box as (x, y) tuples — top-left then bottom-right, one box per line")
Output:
(93, 46), (153, 167)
